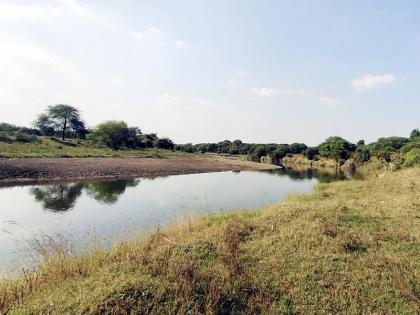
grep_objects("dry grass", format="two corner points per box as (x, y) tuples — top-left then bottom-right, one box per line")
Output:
(0, 136), (190, 158)
(1, 167), (419, 314)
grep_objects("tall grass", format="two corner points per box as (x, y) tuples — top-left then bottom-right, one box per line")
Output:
(1, 168), (419, 314)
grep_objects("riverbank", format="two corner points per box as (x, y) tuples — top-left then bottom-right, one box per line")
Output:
(0, 155), (279, 184)
(1, 167), (419, 314)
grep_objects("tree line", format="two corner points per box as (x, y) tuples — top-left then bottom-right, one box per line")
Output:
(0, 104), (174, 150)
(1, 104), (419, 167)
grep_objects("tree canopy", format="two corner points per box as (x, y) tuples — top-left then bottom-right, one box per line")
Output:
(34, 104), (87, 140)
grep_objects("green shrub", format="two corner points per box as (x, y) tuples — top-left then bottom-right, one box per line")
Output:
(403, 148), (420, 167)
(15, 132), (37, 143)
(354, 146), (371, 163)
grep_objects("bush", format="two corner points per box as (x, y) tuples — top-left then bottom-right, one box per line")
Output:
(155, 137), (174, 150)
(369, 137), (409, 156)
(354, 146), (371, 163)
(15, 131), (37, 143)
(90, 121), (131, 150)
(303, 147), (318, 160)
(248, 145), (267, 162)
(289, 143), (307, 154)
(318, 137), (356, 163)
(403, 149), (420, 167)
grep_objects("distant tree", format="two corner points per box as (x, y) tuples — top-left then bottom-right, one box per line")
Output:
(125, 127), (142, 148)
(410, 128), (420, 139)
(273, 144), (289, 160)
(90, 121), (130, 150)
(140, 133), (158, 148)
(239, 143), (252, 155)
(369, 137), (409, 157)
(249, 145), (267, 162)
(357, 140), (365, 146)
(318, 136), (356, 163)
(0, 123), (18, 132)
(155, 137), (174, 150)
(289, 143), (308, 154)
(35, 104), (86, 140)
(354, 146), (371, 163)
(217, 140), (232, 154)
(303, 147), (318, 160)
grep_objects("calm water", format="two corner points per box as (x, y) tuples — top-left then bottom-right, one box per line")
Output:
(0, 168), (346, 274)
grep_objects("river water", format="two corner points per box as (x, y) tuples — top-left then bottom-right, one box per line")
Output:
(0, 168), (347, 274)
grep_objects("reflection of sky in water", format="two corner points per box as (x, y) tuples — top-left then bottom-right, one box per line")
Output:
(0, 169), (345, 274)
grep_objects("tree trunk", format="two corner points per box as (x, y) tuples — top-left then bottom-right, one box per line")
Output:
(62, 118), (67, 141)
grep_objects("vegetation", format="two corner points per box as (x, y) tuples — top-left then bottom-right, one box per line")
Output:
(1, 104), (419, 171)
(1, 167), (419, 314)
(0, 136), (188, 158)
(35, 104), (87, 141)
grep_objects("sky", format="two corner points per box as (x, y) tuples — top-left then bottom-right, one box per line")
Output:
(0, 0), (419, 145)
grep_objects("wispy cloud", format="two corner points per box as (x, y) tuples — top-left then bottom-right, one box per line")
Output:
(174, 40), (187, 48)
(130, 31), (144, 40)
(320, 96), (341, 108)
(251, 88), (282, 97)
(351, 74), (396, 91)
(0, 0), (88, 20)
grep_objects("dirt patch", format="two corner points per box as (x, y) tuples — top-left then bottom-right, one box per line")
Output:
(0, 156), (279, 185)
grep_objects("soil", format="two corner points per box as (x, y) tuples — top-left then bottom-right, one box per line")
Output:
(0, 156), (279, 185)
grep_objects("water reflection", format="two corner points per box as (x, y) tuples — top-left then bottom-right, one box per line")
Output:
(85, 179), (140, 205)
(30, 179), (140, 211)
(263, 167), (359, 183)
(28, 168), (353, 212)
(30, 183), (84, 212)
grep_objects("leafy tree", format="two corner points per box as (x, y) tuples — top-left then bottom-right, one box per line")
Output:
(410, 128), (420, 139)
(140, 133), (158, 148)
(35, 104), (86, 140)
(249, 145), (267, 162)
(403, 148), (420, 167)
(289, 143), (308, 154)
(303, 147), (318, 160)
(318, 136), (356, 163)
(155, 137), (174, 150)
(0, 123), (18, 132)
(369, 137), (409, 155)
(90, 121), (130, 150)
(357, 140), (365, 146)
(176, 143), (194, 153)
(354, 146), (371, 163)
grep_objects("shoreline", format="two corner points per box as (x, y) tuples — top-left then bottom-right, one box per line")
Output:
(0, 155), (280, 185)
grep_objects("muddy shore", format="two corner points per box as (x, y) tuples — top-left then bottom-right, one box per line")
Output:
(0, 156), (279, 185)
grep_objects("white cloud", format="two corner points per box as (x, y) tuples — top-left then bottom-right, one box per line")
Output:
(174, 40), (187, 48)
(351, 74), (396, 91)
(251, 88), (282, 97)
(0, 0), (87, 19)
(130, 31), (144, 40)
(158, 93), (179, 106)
(150, 27), (163, 34)
(59, 0), (87, 17)
(320, 96), (341, 107)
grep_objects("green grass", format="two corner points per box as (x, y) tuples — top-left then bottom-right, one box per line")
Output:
(1, 168), (419, 314)
(0, 134), (190, 158)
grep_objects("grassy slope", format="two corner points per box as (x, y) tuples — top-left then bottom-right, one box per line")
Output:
(1, 168), (419, 314)
(0, 135), (189, 158)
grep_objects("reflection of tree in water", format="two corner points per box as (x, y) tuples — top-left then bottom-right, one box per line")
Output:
(30, 183), (84, 212)
(263, 168), (349, 183)
(84, 179), (140, 205)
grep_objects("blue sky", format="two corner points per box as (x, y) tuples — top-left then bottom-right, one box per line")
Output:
(0, 0), (419, 145)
